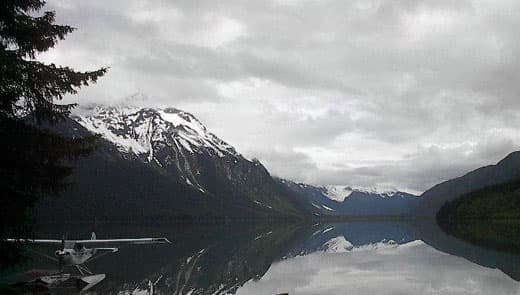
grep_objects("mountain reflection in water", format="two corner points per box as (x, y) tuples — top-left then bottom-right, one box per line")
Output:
(238, 240), (518, 295)
(7, 220), (520, 294)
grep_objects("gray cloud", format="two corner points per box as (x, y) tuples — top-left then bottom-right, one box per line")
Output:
(42, 0), (520, 192)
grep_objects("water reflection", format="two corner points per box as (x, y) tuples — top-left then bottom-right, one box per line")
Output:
(4, 220), (520, 294)
(238, 240), (520, 295)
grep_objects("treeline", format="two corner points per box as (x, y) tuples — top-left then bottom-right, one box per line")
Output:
(437, 178), (520, 253)
(437, 178), (520, 221)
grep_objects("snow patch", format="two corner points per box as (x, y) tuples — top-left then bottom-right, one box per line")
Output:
(322, 236), (354, 253)
(76, 116), (149, 154)
(254, 200), (273, 209)
(321, 204), (335, 211)
(323, 185), (352, 202)
(322, 226), (334, 234)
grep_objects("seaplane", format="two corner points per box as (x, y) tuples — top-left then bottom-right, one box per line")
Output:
(7, 233), (171, 292)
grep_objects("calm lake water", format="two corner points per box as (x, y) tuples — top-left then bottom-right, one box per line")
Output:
(5, 220), (520, 294)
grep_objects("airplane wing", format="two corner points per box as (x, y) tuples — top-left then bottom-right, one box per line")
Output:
(73, 237), (171, 245)
(5, 237), (171, 245)
(4, 239), (63, 244)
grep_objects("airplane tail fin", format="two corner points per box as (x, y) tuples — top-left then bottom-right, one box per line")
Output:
(91, 232), (96, 240)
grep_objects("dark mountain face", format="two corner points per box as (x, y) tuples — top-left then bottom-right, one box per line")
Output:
(277, 179), (420, 216)
(337, 191), (420, 216)
(276, 180), (338, 216)
(33, 105), (312, 222)
(417, 151), (520, 216)
(34, 119), (224, 222)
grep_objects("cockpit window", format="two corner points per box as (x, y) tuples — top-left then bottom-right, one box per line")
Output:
(73, 243), (84, 251)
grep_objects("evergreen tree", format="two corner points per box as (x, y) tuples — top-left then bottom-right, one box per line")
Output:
(0, 0), (107, 265)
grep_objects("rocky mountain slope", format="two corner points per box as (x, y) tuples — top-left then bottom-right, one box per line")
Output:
(34, 104), (312, 222)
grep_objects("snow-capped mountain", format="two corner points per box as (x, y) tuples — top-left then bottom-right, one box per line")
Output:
(75, 105), (239, 159)
(73, 105), (241, 193)
(34, 104), (313, 222)
(323, 185), (411, 202)
(320, 236), (354, 253)
(278, 179), (420, 216)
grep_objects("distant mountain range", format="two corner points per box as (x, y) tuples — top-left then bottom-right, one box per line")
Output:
(279, 150), (520, 218)
(277, 179), (419, 216)
(32, 103), (520, 222)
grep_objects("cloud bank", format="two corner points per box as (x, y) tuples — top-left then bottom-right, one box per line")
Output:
(42, 0), (520, 193)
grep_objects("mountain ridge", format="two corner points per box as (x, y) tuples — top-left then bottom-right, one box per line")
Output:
(35, 103), (520, 221)
(418, 151), (520, 216)
(33, 104), (314, 222)
(277, 178), (419, 216)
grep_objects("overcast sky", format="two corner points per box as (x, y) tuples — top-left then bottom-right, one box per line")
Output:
(41, 0), (520, 193)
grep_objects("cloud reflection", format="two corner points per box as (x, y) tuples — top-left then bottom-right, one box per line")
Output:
(237, 240), (520, 295)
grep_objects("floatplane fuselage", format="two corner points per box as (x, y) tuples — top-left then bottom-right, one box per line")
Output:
(6, 232), (171, 292)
